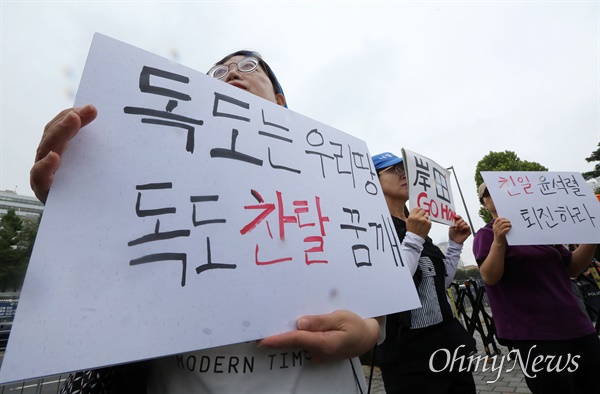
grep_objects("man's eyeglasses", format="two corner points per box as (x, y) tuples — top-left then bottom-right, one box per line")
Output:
(207, 57), (260, 80)
(378, 164), (406, 177)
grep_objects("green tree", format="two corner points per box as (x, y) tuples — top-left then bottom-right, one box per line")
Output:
(0, 210), (39, 292)
(454, 267), (482, 281)
(474, 151), (548, 223)
(454, 268), (468, 280)
(583, 142), (600, 181)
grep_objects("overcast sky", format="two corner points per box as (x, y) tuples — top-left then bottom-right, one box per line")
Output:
(1, 1), (598, 265)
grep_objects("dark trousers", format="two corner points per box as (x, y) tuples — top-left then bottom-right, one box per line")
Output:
(378, 319), (477, 394)
(511, 333), (600, 394)
(380, 365), (476, 394)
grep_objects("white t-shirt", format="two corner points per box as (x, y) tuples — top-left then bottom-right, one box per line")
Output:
(147, 341), (366, 394)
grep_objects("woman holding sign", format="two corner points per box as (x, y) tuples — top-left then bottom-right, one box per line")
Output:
(473, 182), (599, 394)
(31, 50), (383, 394)
(372, 152), (476, 394)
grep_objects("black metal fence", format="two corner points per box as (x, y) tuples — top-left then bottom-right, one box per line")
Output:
(0, 375), (68, 394)
(448, 279), (504, 360)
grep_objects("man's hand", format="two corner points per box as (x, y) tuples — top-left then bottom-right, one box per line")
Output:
(406, 207), (432, 240)
(258, 310), (380, 363)
(30, 104), (97, 203)
(492, 217), (511, 245)
(449, 215), (471, 244)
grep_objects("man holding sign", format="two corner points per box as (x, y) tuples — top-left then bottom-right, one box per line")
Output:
(30, 50), (383, 394)
(372, 152), (476, 394)
(473, 180), (599, 394)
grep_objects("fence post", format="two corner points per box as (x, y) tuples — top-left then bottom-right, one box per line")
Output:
(447, 287), (459, 320)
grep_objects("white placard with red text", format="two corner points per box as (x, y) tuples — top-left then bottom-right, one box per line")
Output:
(0, 34), (420, 383)
(481, 171), (600, 245)
(402, 149), (457, 226)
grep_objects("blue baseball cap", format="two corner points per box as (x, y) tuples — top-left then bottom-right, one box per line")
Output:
(372, 152), (403, 171)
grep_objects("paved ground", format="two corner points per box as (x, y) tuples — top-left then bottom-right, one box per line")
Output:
(362, 329), (531, 394)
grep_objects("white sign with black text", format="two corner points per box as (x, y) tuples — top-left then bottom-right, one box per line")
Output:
(0, 34), (421, 383)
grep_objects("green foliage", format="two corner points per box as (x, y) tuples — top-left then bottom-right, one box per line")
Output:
(478, 208), (492, 224)
(583, 142), (600, 180)
(0, 210), (39, 291)
(474, 151), (548, 223)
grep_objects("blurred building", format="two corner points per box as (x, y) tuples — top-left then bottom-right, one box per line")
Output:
(0, 190), (44, 222)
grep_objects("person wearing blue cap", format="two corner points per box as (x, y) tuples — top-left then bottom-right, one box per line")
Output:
(372, 152), (476, 394)
(31, 51), (382, 394)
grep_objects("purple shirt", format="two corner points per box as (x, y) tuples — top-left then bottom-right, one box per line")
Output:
(473, 221), (595, 341)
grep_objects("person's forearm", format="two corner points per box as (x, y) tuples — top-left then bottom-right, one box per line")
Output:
(364, 317), (384, 350)
(444, 240), (463, 287)
(568, 244), (597, 277)
(374, 316), (386, 345)
(479, 240), (506, 285)
(401, 232), (425, 276)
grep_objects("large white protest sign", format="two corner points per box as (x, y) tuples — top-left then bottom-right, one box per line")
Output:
(401, 149), (456, 226)
(481, 171), (600, 245)
(0, 34), (420, 383)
